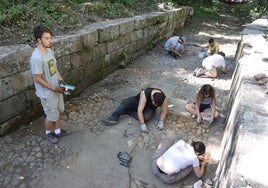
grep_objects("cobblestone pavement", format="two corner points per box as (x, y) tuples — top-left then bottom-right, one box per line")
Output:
(0, 17), (242, 188)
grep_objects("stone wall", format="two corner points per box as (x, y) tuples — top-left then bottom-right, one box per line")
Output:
(214, 15), (268, 187)
(0, 7), (194, 136)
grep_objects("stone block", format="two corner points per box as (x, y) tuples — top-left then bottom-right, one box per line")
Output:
(0, 70), (33, 100)
(0, 93), (27, 124)
(124, 43), (136, 55)
(157, 12), (169, 24)
(148, 25), (159, 38)
(98, 23), (119, 43)
(130, 30), (143, 42)
(81, 30), (98, 48)
(0, 104), (43, 136)
(0, 45), (32, 78)
(105, 51), (120, 65)
(25, 89), (40, 108)
(107, 36), (127, 54)
(53, 34), (84, 57)
(56, 55), (73, 73)
(146, 12), (163, 26)
(134, 16), (148, 30)
(142, 28), (151, 43)
(92, 43), (107, 61)
(136, 40), (147, 52)
(119, 19), (135, 36)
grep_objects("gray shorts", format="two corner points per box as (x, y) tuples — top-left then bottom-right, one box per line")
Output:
(152, 140), (193, 184)
(205, 66), (217, 75)
(40, 93), (64, 121)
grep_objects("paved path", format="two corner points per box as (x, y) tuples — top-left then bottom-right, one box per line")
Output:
(0, 15), (242, 188)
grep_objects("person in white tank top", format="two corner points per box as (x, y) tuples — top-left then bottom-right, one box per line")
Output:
(201, 51), (227, 78)
(152, 139), (207, 184)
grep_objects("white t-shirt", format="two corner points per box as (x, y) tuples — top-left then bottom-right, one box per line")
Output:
(30, 48), (59, 99)
(202, 54), (225, 70)
(162, 140), (199, 173)
(164, 36), (184, 52)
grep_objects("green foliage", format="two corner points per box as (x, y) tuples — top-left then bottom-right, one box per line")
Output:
(121, 49), (128, 60)
(173, 0), (221, 20)
(0, 0), (80, 31)
(0, 0), (9, 12)
(215, 0), (267, 22)
(231, 2), (267, 21)
(109, 0), (135, 7)
(1, 0), (267, 46)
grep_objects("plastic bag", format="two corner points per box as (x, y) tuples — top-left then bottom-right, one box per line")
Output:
(198, 48), (205, 59)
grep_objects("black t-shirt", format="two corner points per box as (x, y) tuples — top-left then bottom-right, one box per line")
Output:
(135, 88), (165, 110)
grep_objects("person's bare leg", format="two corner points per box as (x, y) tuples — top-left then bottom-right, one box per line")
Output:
(200, 71), (217, 78)
(45, 118), (54, 131)
(185, 103), (197, 115)
(214, 110), (220, 118)
(200, 68), (217, 78)
(54, 114), (61, 129)
(45, 117), (59, 144)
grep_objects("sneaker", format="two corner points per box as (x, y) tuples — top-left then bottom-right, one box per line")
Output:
(168, 51), (177, 59)
(54, 129), (72, 138)
(193, 68), (199, 76)
(196, 68), (205, 77)
(191, 114), (197, 119)
(102, 118), (117, 126)
(202, 117), (211, 122)
(46, 132), (59, 144)
(140, 124), (149, 133)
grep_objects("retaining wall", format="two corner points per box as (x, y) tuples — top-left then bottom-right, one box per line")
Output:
(215, 15), (268, 187)
(0, 7), (194, 136)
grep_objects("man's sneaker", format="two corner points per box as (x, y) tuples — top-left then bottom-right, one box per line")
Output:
(168, 51), (177, 59)
(54, 129), (72, 138)
(196, 68), (205, 77)
(202, 116), (211, 122)
(140, 124), (149, 133)
(193, 68), (199, 76)
(102, 118), (117, 126)
(46, 132), (59, 144)
(191, 114), (197, 119)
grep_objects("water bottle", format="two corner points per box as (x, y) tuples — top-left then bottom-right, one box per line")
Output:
(193, 179), (202, 188)
(198, 48), (205, 59)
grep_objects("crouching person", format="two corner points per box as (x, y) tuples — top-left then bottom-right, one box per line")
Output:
(152, 139), (207, 184)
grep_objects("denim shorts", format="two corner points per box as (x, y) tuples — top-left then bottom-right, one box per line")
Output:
(40, 93), (64, 121)
(199, 103), (211, 112)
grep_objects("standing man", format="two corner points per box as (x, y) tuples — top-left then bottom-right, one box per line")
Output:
(164, 35), (187, 59)
(30, 24), (71, 144)
(102, 88), (168, 133)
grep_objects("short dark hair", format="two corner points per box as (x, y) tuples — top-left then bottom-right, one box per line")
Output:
(153, 92), (166, 106)
(191, 141), (206, 155)
(218, 51), (225, 57)
(33, 24), (52, 41)
(208, 38), (214, 44)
